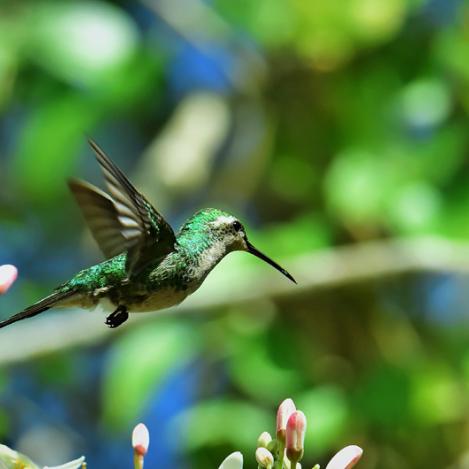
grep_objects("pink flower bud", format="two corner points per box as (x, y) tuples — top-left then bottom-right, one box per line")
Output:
(285, 411), (306, 463)
(132, 423), (150, 457)
(325, 445), (363, 469)
(276, 398), (296, 442)
(0, 265), (17, 295)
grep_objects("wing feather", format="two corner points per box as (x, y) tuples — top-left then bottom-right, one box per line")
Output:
(68, 179), (129, 258)
(86, 139), (176, 275)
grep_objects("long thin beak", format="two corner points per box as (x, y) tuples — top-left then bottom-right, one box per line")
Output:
(246, 241), (296, 284)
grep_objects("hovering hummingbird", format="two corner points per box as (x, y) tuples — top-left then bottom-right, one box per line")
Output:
(0, 140), (295, 329)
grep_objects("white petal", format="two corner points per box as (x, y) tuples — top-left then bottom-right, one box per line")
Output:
(43, 456), (85, 469)
(132, 423), (150, 453)
(218, 451), (243, 469)
(326, 446), (363, 469)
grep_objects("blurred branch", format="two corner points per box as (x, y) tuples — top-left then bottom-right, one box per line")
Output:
(1, 236), (469, 365)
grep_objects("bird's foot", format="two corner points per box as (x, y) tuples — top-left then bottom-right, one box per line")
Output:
(105, 305), (129, 328)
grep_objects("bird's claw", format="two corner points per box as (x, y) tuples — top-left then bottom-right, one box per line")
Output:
(105, 306), (129, 328)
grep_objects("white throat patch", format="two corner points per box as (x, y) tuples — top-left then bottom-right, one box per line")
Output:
(190, 240), (226, 280)
(210, 215), (236, 227)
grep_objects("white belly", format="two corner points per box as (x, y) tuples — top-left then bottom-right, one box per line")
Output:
(129, 287), (191, 312)
(88, 287), (192, 314)
(90, 297), (116, 315)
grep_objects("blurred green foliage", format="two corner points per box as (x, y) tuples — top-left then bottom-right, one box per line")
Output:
(1, 0), (469, 468)
(103, 321), (199, 428)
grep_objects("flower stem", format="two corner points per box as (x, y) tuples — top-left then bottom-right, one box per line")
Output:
(134, 453), (144, 469)
(275, 440), (285, 469)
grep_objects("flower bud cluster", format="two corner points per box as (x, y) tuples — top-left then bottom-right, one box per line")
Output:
(250, 397), (363, 469)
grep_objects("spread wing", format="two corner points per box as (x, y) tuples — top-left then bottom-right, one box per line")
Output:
(68, 179), (129, 259)
(69, 139), (176, 276)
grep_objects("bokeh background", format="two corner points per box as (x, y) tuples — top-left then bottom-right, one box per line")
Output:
(1, 0), (469, 467)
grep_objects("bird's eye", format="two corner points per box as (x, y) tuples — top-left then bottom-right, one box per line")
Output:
(233, 220), (243, 232)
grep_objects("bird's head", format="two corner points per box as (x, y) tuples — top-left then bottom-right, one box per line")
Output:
(182, 209), (296, 283)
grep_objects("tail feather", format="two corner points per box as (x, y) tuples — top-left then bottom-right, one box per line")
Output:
(0, 289), (77, 329)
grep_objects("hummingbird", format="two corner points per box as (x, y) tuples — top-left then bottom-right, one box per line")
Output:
(0, 140), (295, 329)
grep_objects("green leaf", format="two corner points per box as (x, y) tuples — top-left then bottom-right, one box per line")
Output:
(410, 365), (464, 425)
(229, 336), (303, 403)
(13, 95), (99, 204)
(355, 365), (410, 427)
(28, 1), (138, 87)
(248, 215), (331, 257)
(386, 181), (442, 234)
(173, 399), (272, 451)
(296, 386), (349, 452)
(324, 148), (392, 225)
(102, 320), (199, 429)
